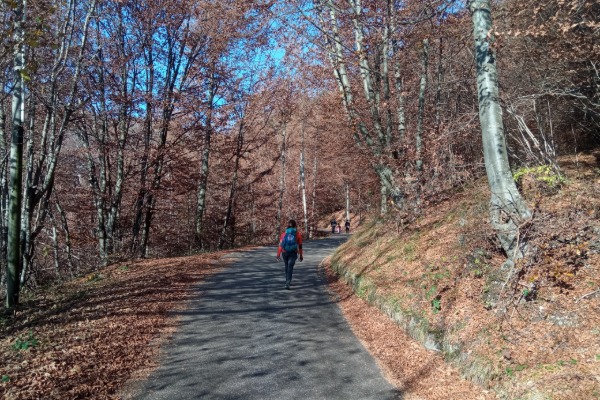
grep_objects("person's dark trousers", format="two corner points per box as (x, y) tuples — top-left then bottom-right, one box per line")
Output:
(282, 251), (298, 285)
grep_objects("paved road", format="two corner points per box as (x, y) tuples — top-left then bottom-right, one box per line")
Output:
(134, 236), (401, 400)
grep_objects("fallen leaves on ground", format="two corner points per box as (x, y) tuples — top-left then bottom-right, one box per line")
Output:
(321, 257), (494, 400)
(0, 253), (225, 400)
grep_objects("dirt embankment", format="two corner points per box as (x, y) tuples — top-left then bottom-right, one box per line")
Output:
(326, 153), (600, 400)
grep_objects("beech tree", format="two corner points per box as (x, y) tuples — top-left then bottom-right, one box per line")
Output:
(6, 0), (25, 308)
(469, 0), (532, 258)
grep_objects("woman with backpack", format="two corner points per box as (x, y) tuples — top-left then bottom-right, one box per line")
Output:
(276, 219), (303, 290)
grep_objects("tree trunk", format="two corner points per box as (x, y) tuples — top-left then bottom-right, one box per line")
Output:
(6, 0), (25, 308)
(380, 181), (388, 215)
(416, 38), (429, 173)
(310, 152), (318, 239)
(434, 37), (443, 135)
(54, 193), (74, 275)
(219, 119), (244, 250)
(20, 96), (36, 284)
(0, 98), (8, 278)
(469, 0), (532, 258)
(300, 121), (308, 236)
(276, 122), (287, 239)
(195, 76), (216, 250)
(345, 183), (350, 221)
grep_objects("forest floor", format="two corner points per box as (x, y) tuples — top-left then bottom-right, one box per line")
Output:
(325, 152), (600, 400)
(0, 252), (227, 399)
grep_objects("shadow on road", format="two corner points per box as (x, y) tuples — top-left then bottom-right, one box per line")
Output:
(135, 236), (402, 400)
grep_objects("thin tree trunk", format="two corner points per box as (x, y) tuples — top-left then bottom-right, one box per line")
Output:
(20, 94), (35, 285)
(469, 0), (531, 258)
(380, 181), (388, 215)
(300, 121), (308, 236)
(195, 75), (216, 250)
(345, 183), (350, 221)
(6, 0), (25, 308)
(276, 122), (287, 239)
(107, 36), (130, 255)
(219, 119), (244, 249)
(54, 193), (74, 275)
(48, 209), (61, 280)
(416, 38), (429, 173)
(250, 184), (256, 235)
(0, 99), (8, 277)
(434, 37), (443, 135)
(389, 0), (406, 155)
(131, 19), (154, 256)
(310, 153), (318, 239)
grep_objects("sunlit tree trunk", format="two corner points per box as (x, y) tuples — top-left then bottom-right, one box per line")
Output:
(276, 122), (287, 239)
(6, 0), (25, 308)
(310, 150), (318, 239)
(469, 0), (531, 258)
(345, 183), (350, 221)
(300, 121), (308, 236)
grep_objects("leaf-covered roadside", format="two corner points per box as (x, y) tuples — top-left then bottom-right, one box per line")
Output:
(0, 253), (224, 400)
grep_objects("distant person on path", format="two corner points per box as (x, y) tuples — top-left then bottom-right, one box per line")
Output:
(276, 219), (303, 290)
(330, 219), (337, 233)
(345, 219), (351, 233)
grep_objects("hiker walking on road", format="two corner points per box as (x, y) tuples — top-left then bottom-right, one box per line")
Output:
(276, 220), (303, 289)
(345, 219), (351, 233)
(330, 219), (337, 233)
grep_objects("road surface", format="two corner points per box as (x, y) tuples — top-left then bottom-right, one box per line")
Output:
(133, 236), (401, 399)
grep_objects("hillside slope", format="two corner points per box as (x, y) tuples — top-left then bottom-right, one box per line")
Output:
(327, 153), (600, 399)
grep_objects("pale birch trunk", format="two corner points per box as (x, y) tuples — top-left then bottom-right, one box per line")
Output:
(469, 0), (531, 258)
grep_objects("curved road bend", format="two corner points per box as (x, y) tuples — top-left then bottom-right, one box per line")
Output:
(134, 236), (401, 400)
